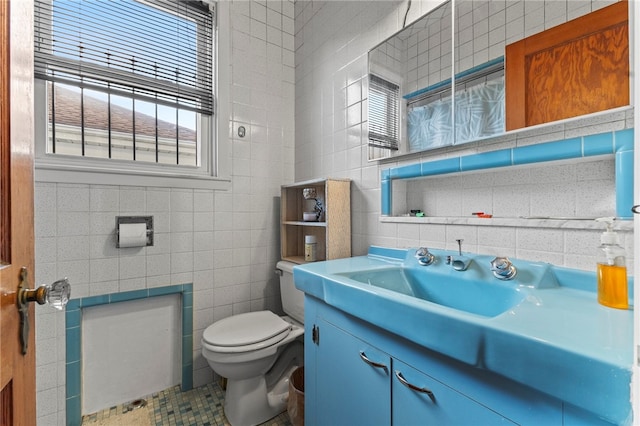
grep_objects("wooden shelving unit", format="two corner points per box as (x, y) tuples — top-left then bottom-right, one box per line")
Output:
(281, 178), (351, 264)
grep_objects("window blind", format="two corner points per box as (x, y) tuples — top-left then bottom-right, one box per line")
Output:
(368, 74), (399, 150)
(34, 0), (214, 115)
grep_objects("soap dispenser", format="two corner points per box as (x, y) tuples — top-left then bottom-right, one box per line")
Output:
(595, 217), (628, 309)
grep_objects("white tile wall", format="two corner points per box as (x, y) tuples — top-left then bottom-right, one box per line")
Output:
(34, 0), (632, 424)
(35, 1), (295, 424)
(294, 0), (632, 262)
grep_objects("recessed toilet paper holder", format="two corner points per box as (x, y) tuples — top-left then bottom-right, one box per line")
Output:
(116, 216), (154, 248)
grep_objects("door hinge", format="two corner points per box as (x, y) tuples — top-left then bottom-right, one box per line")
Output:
(312, 324), (320, 345)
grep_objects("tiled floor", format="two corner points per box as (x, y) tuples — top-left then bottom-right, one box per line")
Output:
(82, 381), (293, 426)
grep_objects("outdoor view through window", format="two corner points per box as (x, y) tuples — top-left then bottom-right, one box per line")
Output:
(34, 0), (214, 167)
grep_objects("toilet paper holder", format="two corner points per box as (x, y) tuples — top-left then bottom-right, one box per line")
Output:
(116, 216), (154, 248)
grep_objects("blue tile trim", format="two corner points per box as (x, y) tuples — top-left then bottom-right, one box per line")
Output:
(583, 132), (613, 157)
(512, 138), (582, 165)
(65, 284), (193, 425)
(615, 129), (634, 152)
(110, 288), (148, 303)
(421, 157), (460, 176)
(381, 179), (392, 216)
(616, 150), (634, 218)
(391, 163), (421, 179)
(381, 130), (634, 218)
(66, 396), (81, 426)
(460, 149), (512, 172)
(80, 295), (109, 308)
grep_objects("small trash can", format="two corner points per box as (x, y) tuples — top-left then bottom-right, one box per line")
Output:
(287, 366), (304, 426)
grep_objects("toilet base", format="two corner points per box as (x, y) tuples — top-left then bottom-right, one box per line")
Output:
(223, 341), (303, 426)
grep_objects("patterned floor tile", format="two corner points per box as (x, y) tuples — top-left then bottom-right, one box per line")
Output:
(82, 381), (293, 426)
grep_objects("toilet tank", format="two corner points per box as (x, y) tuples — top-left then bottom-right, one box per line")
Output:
(277, 261), (305, 324)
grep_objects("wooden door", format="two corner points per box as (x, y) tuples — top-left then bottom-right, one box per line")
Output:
(0, 0), (37, 424)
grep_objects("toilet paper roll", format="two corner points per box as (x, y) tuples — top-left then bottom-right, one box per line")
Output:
(118, 223), (148, 248)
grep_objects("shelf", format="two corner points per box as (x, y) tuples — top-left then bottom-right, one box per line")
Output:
(380, 215), (634, 231)
(281, 178), (351, 263)
(284, 221), (327, 227)
(282, 255), (313, 264)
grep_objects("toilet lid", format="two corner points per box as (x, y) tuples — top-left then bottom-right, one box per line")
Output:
(203, 311), (292, 348)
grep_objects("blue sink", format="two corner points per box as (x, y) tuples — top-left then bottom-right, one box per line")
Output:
(339, 267), (525, 317)
(293, 246), (634, 424)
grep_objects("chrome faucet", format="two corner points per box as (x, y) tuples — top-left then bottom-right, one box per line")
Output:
(415, 247), (435, 266)
(490, 257), (517, 280)
(446, 239), (471, 271)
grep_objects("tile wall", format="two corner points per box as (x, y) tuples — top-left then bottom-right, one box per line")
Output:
(293, 0), (632, 262)
(34, 1), (296, 424)
(33, 0), (633, 424)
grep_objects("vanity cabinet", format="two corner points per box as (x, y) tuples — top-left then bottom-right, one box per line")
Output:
(314, 318), (390, 425)
(304, 296), (614, 426)
(312, 316), (512, 425)
(281, 178), (350, 264)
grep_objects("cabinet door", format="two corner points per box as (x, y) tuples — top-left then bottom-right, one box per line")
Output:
(392, 360), (515, 426)
(315, 319), (391, 426)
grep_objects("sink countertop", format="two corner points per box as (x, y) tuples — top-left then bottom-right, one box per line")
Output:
(293, 246), (634, 424)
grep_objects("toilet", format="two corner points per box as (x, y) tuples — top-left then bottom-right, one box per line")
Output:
(201, 261), (305, 426)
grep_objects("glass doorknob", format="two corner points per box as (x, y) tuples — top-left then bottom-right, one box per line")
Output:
(19, 277), (70, 310)
(17, 267), (71, 354)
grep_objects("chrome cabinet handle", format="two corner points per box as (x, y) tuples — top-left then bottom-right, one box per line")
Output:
(394, 370), (436, 403)
(359, 351), (388, 374)
(632, 205), (640, 214)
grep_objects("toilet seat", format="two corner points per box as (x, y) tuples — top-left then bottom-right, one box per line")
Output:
(203, 311), (292, 353)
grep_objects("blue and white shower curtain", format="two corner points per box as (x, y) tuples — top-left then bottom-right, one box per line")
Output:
(407, 78), (505, 152)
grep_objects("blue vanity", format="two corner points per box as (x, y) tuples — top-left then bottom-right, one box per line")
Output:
(294, 247), (633, 425)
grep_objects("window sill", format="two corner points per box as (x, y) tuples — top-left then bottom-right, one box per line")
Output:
(35, 161), (231, 190)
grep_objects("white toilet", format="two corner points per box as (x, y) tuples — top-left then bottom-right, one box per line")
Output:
(201, 261), (305, 426)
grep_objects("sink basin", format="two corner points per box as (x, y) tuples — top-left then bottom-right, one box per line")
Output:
(338, 267), (525, 317)
(293, 246), (634, 424)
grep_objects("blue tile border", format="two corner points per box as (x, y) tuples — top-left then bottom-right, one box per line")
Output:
(65, 284), (193, 426)
(382, 129), (634, 218)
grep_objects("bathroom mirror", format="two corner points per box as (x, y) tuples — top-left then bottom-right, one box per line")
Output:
(368, 0), (630, 160)
(368, 1), (452, 160)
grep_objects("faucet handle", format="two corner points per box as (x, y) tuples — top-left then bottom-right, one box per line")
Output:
(490, 257), (517, 280)
(415, 247), (435, 266)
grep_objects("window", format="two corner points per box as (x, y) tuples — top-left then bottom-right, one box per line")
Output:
(368, 74), (400, 159)
(34, 0), (227, 188)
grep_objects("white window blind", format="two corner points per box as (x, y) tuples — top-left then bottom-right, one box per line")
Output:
(34, 0), (214, 166)
(368, 74), (399, 151)
(34, 0), (213, 114)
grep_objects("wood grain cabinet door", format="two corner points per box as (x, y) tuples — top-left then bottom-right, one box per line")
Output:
(505, 1), (629, 131)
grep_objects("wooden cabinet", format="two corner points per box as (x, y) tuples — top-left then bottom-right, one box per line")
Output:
(505, 1), (628, 130)
(304, 296), (614, 426)
(281, 178), (350, 264)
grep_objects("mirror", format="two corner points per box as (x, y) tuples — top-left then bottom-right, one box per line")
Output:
(368, 1), (452, 160)
(368, 0), (630, 160)
(453, 0), (505, 146)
